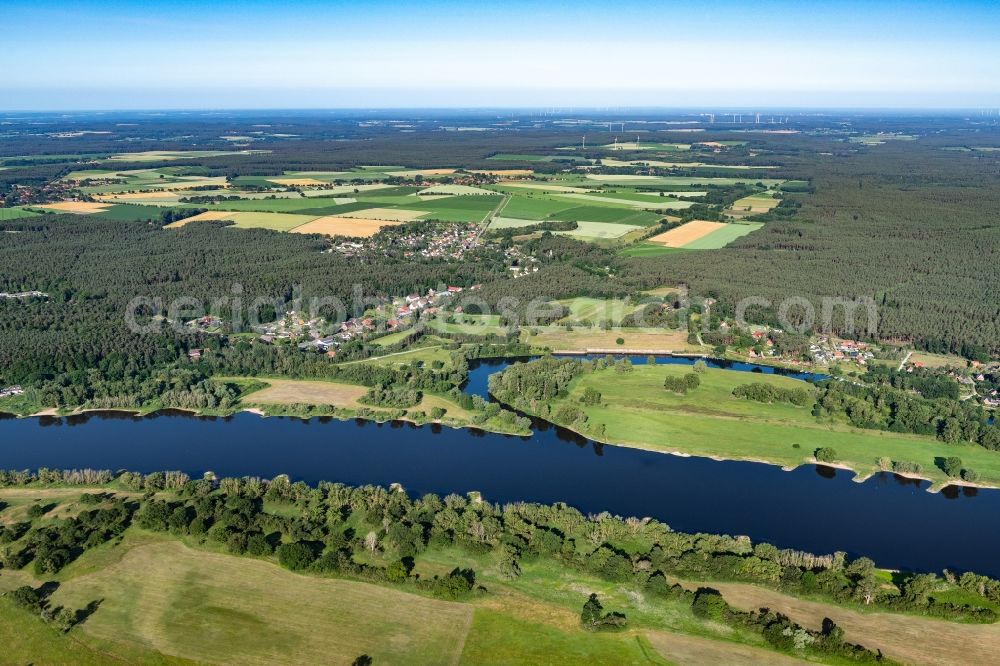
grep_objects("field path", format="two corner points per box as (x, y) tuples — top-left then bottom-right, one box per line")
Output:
(480, 193), (510, 232)
(898, 350), (912, 371)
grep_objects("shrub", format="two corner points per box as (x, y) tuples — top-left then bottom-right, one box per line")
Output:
(277, 541), (318, 571)
(942, 456), (963, 477)
(961, 468), (980, 483)
(892, 460), (923, 475)
(815, 447), (837, 463)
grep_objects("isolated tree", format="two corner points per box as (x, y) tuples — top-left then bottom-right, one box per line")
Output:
(815, 447), (837, 463)
(364, 530), (379, 553)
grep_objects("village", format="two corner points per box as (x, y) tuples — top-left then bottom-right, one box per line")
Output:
(0, 290), (48, 300)
(330, 222), (485, 260)
(0, 385), (24, 399)
(809, 335), (877, 366)
(250, 284), (474, 355)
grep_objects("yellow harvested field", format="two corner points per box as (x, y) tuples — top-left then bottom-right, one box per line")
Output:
(690, 581), (1000, 666)
(164, 210), (237, 228)
(244, 379), (368, 406)
(470, 169), (534, 177)
(648, 220), (727, 247)
(268, 177), (328, 186)
(39, 201), (112, 214)
(291, 216), (404, 237)
(390, 168), (456, 177)
(100, 190), (178, 201)
(335, 207), (426, 222)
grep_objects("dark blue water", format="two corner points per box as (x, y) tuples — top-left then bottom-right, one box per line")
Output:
(0, 406), (997, 576)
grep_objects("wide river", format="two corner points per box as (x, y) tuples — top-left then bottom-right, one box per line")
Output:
(2, 355), (998, 576)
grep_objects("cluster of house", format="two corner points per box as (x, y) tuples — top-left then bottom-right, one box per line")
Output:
(744, 330), (778, 359)
(332, 224), (485, 261)
(254, 311), (330, 348)
(0, 290), (47, 300)
(0, 385), (24, 399)
(399, 225), (483, 261)
(983, 389), (999, 409)
(184, 315), (223, 333)
(810, 337), (875, 365)
(391, 285), (469, 320)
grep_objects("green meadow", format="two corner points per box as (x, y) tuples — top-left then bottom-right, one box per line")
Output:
(531, 364), (1000, 486)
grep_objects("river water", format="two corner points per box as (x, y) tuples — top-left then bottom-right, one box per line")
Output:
(1, 356), (997, 576)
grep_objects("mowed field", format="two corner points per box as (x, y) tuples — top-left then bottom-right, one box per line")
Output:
(47, 538), (472, 666)
(238, 377), (473, 422)
(240, 378), (369, 406)
(523, 326), (694, 352)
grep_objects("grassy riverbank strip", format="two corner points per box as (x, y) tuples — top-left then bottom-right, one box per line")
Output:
(491, 360), (1000, 490)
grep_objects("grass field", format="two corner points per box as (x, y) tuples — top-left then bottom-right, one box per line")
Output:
(619, 243), (692, 257)
(586, 174), (785, 187)
(555, 221), (642, 240)
(49, 538), (472, 665)
(556, 193), (692, 210)
(554, 297), (645, 325)
(645, 631), (808, 665)
(534, 364), (1000, 485)
(523, 326), (694, 352)
(0, 206), (43, 220)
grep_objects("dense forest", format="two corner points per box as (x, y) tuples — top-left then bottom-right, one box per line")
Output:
(633, 142), (1000, 358)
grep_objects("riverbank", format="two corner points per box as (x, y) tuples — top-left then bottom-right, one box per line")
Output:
(491, 361), (1000, 493)
(2, 377), (531, 439)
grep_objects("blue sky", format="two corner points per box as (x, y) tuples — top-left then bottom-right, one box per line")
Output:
(3, 0), (999, 109)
